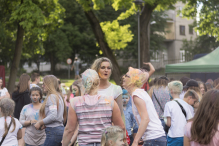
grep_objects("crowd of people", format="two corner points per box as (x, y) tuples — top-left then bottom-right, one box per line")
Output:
(0, 57), (218, 146)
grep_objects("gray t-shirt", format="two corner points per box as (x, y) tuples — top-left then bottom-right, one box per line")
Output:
(73, 60), (80, 71)
(43, 94), (65, 127)
(20, 104), (46, 145)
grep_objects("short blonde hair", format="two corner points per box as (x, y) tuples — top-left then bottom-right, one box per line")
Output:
(168, 81), (183, 95)
(91, 57), (113, 73)
(101, 126), (124, 146)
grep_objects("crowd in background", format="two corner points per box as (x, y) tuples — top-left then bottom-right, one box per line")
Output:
(0, 57), (218, 146)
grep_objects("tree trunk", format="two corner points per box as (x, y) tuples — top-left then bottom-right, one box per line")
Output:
(7, 24), (25, 94)
(84, 10), (121, 84)
(140, 4), (156, 67)
(50, 53), (55, 75)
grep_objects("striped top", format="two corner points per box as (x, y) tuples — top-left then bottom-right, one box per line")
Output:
(70, 94), (114, 145)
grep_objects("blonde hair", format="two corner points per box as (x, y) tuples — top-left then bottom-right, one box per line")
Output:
(91, 57), (113, 73)
(101, 126), (124, 146)
(0, 98), (16, 137)
(81, 69), (100, 94)
(39, 75), (67, 123)
(168, 81), (183, 95)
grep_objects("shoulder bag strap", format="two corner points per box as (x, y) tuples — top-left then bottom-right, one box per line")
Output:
(174, 100), (187, 119)
(153, 90), (164, 112)
(0, 119), (13, 146)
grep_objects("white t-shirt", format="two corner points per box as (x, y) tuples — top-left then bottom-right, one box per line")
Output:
(163, 98), (192, 138)
(29, 84), (40, 89)
(184, 102), (194, 119)
(0, 116), (22, 146)
(132, 89), (165, 141)
(98, 83), (122, 99)
(0, 87), (8, 97)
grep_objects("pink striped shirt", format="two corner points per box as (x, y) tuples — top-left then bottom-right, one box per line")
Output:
(70, 94), (114, 145)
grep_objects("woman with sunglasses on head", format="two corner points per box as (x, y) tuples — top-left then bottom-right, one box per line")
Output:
(184, 89), (219, 146)
(34, 75), (67, 146)
(122, 67), (166, 146)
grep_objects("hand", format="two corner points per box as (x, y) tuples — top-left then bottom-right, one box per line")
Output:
(131, 141), (139, 146)
(34, 122), (41, 130)
(138, 140), (144, 145)
(41, 125), (46, 130)
(143, 62), (151, 65)
(31, 119), (38, 125)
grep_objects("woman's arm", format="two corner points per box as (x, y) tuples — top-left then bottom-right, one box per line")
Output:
(143, 62), (155, 77)
(166, 117), (171, 127)
(112, 101), (125, 131)
(184, 136), (191, 146)
(17, 129), (22, 140)
(62, 104), (78, 146)
(132, 96), (150, 146)
(69, 125), (79, 145)
(115, 94), (125, 124)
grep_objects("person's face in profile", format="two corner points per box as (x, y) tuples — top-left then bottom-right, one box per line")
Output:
(109, 134), (126, 146)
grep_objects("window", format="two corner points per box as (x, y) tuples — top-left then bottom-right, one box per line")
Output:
(150, 51), (159, 62)
(189, 25), (193, 34)
(180, 50), (185, 62)
(179, 7), (183, 17)
(180, 25), (185, 35)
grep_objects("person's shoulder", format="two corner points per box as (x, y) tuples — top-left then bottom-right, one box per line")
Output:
(3, 87), (8, 91)
(111, 83), (122, 90)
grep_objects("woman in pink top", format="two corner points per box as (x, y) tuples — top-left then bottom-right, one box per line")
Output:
(62, 69), (125, 146)
(184, 89), (219, 146)
(65, 80), (82, 107)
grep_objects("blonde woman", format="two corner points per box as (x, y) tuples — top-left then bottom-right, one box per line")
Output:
(91, 57), (125, 122)
(62, 69), (125, 146)
(122, 67), (166, 146)
(34, 75), (67, 146)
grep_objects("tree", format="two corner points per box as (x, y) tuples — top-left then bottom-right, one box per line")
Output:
(183, 0), (219, 40)
(181, 35), (219, 61)
(0, 0), (65, 93)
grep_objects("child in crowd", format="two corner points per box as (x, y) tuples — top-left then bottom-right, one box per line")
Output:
(30, 72), (40, 89)
(19, 87), (46, 146)
(122, 89), (138, 146)
(164, 81), (192, 146)
(183, 90), (199, 118)
(101, 126), (127, 146)
(0, 98), (22, 146)
(184, 89), (219, 146)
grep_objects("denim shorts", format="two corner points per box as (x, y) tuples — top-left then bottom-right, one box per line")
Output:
(79, 143), (100, 146)
(44, 126), (64, 146)
(143, 136), (167, 146)
(167, 136), (183, 146)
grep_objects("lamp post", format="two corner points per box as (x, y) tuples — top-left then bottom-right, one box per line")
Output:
(133, 0), (144, 69)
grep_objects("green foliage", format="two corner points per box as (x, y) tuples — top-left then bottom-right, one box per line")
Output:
(182, 0), (219, 40)
(100, 20), (133, 50)
(180, 35), (219, 60)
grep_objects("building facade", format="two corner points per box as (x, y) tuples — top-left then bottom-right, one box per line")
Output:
(151, 2), (197, 69)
